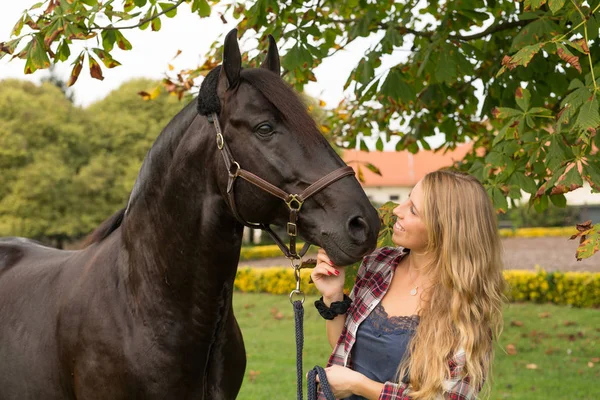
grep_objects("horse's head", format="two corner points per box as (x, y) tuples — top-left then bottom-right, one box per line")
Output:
(198, 29), (380, 265)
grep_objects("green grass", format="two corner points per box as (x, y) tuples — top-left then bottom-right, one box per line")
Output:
(233, 293), (600, 399)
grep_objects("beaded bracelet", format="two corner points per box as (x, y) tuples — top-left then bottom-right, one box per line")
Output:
(314, 294), (352, 320)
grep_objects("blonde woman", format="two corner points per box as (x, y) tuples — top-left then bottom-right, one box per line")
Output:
(311, 170), (505, 400)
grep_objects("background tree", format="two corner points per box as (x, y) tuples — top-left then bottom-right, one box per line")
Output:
(1, 0), (599, 258)
(0, 78), (182, 247)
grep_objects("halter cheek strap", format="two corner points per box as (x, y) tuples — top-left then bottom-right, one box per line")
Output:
(207, 112), (355, 260)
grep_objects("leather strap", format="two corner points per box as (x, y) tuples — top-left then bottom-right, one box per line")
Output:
(208, 112), (355, 259)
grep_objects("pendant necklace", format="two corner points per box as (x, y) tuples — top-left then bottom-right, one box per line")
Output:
(408, 257), (418, 296)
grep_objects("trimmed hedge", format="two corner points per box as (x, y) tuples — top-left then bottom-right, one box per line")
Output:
(239, 227), (578, 261)
(234, 267), (600, 308)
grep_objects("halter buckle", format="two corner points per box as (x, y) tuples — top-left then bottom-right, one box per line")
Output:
(287, 222), (297, 236)
(216, 133), (224, 149)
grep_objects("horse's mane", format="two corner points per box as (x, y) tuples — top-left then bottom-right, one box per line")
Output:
(84, 66), (321, 247)
(81, 208), (126, 247)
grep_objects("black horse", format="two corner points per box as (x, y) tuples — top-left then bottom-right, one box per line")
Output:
(0, 30), (380, 399)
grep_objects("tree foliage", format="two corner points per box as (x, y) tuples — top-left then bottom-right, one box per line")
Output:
(1, 0), (600, 257)
(0, 78), (182, 247)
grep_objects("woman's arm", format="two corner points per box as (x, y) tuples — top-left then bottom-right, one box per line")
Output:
(324, 293), (347, 349)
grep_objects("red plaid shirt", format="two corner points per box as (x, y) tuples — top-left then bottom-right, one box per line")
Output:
(320, 247), (480, 400)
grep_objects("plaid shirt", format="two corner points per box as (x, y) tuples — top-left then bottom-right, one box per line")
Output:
(320, 247), (479, 400)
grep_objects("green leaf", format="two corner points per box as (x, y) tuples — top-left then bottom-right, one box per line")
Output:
(545, 136), (567, 171)
(24, 35), (50, 74)
(485, 151), (504, 167)
(583, 162), (600, 192)
(549, 193), (567, 207)
(151, 15), (161, 31)
(525, 0), (548, 11)
(492, 187), (509, 213)
(101, 29), (116, 52)
(549, 0), (566, 14)
(575, 95), (600, 131)
(92, 48), (121, 68)
(193, 0), (211, 17)
(492, 107), (522, 119)
(12, 15), (25, 37)
(533, 194), (549, 212)
(513, 172), (538, 194)
(381, 68), (415, 104)
(134, 0), (147, 6)
(55, 40), (71, 62)
(114, 30), (132, 50)
(515, 87), (531, 111)
(364, 163), (382, 176)
(158, 2), (177, 18)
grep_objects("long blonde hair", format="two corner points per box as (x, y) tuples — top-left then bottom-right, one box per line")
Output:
(397, 170), (506, 398)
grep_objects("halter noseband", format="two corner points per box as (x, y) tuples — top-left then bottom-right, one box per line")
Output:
(207, 112), (355, 260)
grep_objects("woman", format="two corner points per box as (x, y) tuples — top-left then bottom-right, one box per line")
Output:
(311, 170), (505, 400)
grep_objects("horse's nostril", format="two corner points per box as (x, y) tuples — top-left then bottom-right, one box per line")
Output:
(347, 215), (368, 242)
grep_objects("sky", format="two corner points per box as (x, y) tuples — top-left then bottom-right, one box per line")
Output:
(0, 2), (432, 149)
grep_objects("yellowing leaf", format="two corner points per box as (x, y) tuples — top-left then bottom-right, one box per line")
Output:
(526, 363), (538, 370)
(67, 53), (84, 87)
(88, 54), (104, 81)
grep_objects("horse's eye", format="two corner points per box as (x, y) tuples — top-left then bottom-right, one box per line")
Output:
(255, 123), (274, 136)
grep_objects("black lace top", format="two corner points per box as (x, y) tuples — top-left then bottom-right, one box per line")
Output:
(345, 302), (419, 400)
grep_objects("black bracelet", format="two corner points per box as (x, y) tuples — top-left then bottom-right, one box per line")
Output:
(314, 295), (352, 320)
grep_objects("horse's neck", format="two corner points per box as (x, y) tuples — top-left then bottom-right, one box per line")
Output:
(120, 105), (243, 317)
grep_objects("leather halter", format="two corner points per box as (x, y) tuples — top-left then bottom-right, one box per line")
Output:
(207, 112), (356, 260)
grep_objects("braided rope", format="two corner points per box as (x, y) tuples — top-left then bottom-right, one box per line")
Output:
(293, 300), (336, 400)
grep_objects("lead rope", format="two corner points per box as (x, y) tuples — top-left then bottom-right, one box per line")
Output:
(291, 264), (336, 400)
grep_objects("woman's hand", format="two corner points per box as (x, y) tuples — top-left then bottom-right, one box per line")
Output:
(310, 249), (345, 302)
(315, 365), (365, 399)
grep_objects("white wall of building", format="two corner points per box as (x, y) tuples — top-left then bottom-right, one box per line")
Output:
(363, 186), (412, 205)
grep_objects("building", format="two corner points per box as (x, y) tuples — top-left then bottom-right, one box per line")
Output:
(342, 144), (473, 205)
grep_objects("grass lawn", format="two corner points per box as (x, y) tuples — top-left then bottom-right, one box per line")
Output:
(232, 292), (600, 399)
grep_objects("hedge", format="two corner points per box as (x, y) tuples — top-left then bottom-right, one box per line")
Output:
(239, 227), (577, 261)
(234, 267), (600, 308)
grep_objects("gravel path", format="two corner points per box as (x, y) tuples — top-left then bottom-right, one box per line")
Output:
(239, 237), (599, 272)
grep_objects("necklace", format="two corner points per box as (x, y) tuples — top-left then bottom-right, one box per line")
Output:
(407, 256), (419, 296)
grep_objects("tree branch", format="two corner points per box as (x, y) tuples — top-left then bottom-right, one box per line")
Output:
(93, 0), (185, 31)
(325, 17), (533, 41)
(449, 19), (532, 41)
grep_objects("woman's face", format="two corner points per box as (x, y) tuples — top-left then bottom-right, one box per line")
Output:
(392, 179), (428, 251)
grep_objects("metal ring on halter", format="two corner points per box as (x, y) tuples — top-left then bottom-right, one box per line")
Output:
(289, 289), (305, 304)
(216, 133), (224, 149)
(229, 161), (241, 178)
(285, 194), (304, 211)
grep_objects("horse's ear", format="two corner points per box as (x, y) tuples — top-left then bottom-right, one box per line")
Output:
(260, 35), (280, 76)
(219, 28), (241, 92)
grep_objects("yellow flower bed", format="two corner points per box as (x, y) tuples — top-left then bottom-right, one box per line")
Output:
(240, 227), (577, 261)
(504, 268), (600, 308)
(498, 226), (576, 238)
(239, 243), (311, 261)
(235, 267), (600, 308)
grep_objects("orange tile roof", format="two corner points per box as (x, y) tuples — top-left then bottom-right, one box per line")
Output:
(343, 143), (473, 187)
